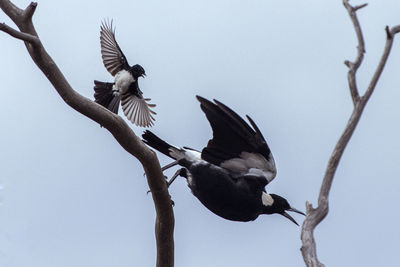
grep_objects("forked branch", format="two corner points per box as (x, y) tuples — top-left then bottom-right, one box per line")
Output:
(0, 22), (38, 43)
(343, 0), (367, 105)
(0, 1), (174, 267)
(300, 1), (400, 266)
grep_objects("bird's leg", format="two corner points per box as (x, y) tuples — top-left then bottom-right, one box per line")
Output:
(167, 169), (181, 187)
(161, 160), (179, 172)
(143, 160), (178, 177)
(146, 166), (184, 192)
(146, 161), (186, 207)
(146, 168), (186, 207)
(162, 169), (186, 207)
(167, 168), (187, 187)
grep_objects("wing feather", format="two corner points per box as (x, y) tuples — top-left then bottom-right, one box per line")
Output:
(121, 93), (156, 127)
(196, 96), (276, 183)
(100, 19), (130, 76)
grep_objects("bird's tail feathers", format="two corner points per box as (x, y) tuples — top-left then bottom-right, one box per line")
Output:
(142, 130), (181, 159)
(142, 131), (202, 170)
(94, 80), (120, 114)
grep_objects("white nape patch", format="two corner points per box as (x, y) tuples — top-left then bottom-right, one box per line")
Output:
(114, 70), (134, 94)
(262, 192), (274, 207)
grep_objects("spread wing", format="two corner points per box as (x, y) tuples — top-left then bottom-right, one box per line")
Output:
(121, 89), (156, 127)
(197, 96), (277, 183)
(100, 20), (130, 76)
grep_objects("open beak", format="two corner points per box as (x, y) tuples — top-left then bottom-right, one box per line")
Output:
(281, 212), (299, 226)
(281, 207), (306, 226)
(287, 207), (306, 216)
(141, 73), (146, 78)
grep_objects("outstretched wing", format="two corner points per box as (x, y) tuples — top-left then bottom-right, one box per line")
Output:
(197, 96), (276, 183)
(121, 89), (156, 128)
(100, 20), (130, 76)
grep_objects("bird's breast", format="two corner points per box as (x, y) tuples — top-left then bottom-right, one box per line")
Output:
(114, 70), (135, 94)
(187, 164), (263, 221)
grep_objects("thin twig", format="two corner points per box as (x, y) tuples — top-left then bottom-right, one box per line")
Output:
(390, 25), (400, 35)
(0, 22), (38, 43)
(342, 0), (367, 105)
(362, 25), (398, 103)
(354, 3), (368, 11)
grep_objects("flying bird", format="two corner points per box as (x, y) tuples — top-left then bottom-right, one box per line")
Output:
(93, 20), (156, 127)
(142, 96), (304, 224)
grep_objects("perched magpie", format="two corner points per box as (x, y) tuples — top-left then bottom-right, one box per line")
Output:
(142, 96), (305, 225)
(93, 20), (156, 127)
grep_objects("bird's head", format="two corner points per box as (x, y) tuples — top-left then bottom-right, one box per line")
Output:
(262, 193), (305, 225)
(130, 64), (146, 79)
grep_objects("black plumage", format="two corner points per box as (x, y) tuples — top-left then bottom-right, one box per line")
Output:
(199, 97), (272, 167)
(142, 96), (304, 224)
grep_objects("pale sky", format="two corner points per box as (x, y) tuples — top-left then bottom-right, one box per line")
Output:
(1, 0), (400, 266)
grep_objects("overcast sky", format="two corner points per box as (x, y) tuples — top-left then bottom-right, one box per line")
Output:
(1, 0), (400, 266)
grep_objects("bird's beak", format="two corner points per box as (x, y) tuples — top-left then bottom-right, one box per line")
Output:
(141, 73), (146, 78)
(281, 207), (305, 226)
(281, 212), (299, 226)
(287, 207), (306, 216)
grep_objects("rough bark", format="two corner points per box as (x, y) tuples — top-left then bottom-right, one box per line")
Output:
(300, 1), (400, 266)
(0, 1), (174, 266)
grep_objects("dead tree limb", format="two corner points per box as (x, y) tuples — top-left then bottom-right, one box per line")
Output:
(300, 1), (400, 266)
(0, 1), (174, 266)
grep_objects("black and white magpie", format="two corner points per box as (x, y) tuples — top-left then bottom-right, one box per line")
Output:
(93, 20), (156, 127)
(142, 96), (305, 225)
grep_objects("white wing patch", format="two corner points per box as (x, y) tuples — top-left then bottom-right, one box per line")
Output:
(261, 192), (274, 207)
(220, 151), (277, 183)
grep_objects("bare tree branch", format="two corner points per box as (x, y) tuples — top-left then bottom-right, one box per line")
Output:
(0, 0), (21, 21)
(353, 3), (368, 11)
(362, 25), (400, 103)
(22, 1), (36, 20)
(0, 1), (174, 266)
(342, 0), (367, 105)
(0, 22), (38, 43)
(300, 2), (400, 266)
